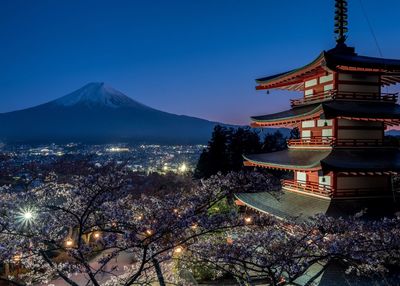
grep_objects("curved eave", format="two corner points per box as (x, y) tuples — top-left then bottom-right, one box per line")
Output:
(235, 191), (400, 221)
(250, 104), (323, 127)
(324, 51), (400, 86)
(234, 191), (331, 221)
(243, 149), (331, 171)
(256, 52), (327, 91)
(322, 101), (400, 126)
(243, 158), (322, 171)
(256, 49), (400, 92)
(321, 148), (400, 172)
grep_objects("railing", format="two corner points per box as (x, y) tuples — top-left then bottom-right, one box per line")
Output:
(290, 90), (399, 107)
(290, 90), (334, 107)
(333, 138), (398, 147)
(281, 179), (333, 197)
(282, 180), (396, 198)
(288, 137), (398, 148)
(287, 137), (334, 147)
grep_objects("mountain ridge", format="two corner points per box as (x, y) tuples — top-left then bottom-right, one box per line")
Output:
(0, 83), (223, 144)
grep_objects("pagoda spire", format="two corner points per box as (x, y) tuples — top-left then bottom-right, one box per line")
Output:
(334, 0), (348, 45)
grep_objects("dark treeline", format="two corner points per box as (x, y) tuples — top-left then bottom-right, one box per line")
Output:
(194, 125), (299, 178)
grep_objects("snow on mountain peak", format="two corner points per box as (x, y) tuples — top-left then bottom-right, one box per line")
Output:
(54, 82), (147, 109)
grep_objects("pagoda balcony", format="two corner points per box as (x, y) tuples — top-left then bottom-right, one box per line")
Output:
(288, 137), (398, 148)
(287, 136), (334, 148)
(282, 179), (395, 199)
(281, 179), (333, 198)
(290, 90), (398, 107)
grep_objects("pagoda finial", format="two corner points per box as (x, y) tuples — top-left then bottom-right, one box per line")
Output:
(334, 0), (348, 45)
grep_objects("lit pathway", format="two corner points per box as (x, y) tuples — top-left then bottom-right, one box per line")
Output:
(40, 250), (134, 286)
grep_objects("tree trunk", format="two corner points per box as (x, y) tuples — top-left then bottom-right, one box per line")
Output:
(152, 257), (166, 286)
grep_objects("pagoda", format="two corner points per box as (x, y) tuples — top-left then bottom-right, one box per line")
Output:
(236, 0), (400, 219)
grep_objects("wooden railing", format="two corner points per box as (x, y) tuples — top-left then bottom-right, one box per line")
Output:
(282, 180), (395, 198)
(288, 137), (397, 148)
(290, 90), (398, 107)
(290, 90), (334, 107)
(281, 179), (333, 197)
(287, 137), (334, 147)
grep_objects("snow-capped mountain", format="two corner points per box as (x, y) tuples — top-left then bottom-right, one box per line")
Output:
(53, 82), (149, 109)
(0, 83), (222, 143)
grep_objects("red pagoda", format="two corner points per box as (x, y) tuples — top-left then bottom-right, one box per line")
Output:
(236, 0), (400, 219)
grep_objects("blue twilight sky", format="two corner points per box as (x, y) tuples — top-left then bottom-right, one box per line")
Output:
(1, 0), (400, 125)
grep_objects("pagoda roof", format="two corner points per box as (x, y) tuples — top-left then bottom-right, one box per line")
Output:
(243, 149), (331, 171)
(321, 148), (400, 172)
(322, 101), (400, 121)
(256, 46), (400, 91)
(244, 148), (400, 173)
(250, 104), (323, 127)
(235, 191), (400, 222)
(251, 101), (400, 127)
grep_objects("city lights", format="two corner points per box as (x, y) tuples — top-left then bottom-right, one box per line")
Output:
(178, 162), (188, 173)
(107, 147), (130, 153)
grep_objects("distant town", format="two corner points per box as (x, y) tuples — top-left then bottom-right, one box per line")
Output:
(0, 143), (206, 174)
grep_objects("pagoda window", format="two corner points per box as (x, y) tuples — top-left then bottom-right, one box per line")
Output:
(324, 84), (334, 92)
(319, 175), (331, 187)
(319, 74), (334, 84)
(317, 119), (332, 127)
(296, 171), (307, 183)
(305, 78), (318, 88)
(301, 130), (311, 139)
(322, 129), (333, 138)
(305, 89), (314, 97)
(302, 120), (315, 128)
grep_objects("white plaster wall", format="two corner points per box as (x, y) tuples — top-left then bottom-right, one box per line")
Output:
(305, 79), (318, 88)
(320, 74), (334, 84)
(302, 120), (315, 128)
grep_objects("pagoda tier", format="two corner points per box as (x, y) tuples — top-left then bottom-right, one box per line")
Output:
(251, 101), (400, 127)
(244, 148), (400, 173)
(255, 47), (400, 91)
(235, 191), (400, 222)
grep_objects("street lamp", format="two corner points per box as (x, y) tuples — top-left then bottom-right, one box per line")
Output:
(65, 239), (74, 248)
(17, 207), (36, 227)
(174, 246), (183, 254)
(244, 216), (252, 224)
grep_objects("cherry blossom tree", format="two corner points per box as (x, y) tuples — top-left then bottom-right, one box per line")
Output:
(0, 160), (399, 286)
(0, 162), (273, 285)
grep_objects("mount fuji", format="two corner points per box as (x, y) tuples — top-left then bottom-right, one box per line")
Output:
(0, 83), (224, 143)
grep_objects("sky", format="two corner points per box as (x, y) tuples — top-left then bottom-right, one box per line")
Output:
(1, 0), (400, 125)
